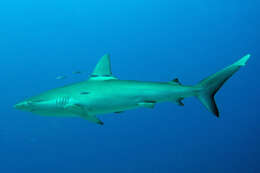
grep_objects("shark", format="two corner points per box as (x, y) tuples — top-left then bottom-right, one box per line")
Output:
(14, 54), (251, 125)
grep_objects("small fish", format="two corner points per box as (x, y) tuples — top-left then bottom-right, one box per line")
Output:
(72, 71), (82, 74)
(56, 76), (67, 80)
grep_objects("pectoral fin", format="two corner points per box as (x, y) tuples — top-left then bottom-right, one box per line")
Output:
(64, 103), (83, 114)
(64, 103), (104, 125)
(80, 114), (104, 125)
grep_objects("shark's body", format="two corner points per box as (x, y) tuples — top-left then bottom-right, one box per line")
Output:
(15, 54), (251, 125)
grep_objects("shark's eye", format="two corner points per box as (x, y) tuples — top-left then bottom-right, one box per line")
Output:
(80, 92), (90, 95)
(32, 99), (45, 103)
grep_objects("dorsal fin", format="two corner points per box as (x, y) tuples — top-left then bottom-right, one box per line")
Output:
(90, 54), (117, 80)
(170, 78), (182, 85)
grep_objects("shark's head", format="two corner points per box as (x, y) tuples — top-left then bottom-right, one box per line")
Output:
(14, 98), (46, 112)
(14, 89), (60, 113)
(14, 100), (35, 112)
(14, 94), (74, 116)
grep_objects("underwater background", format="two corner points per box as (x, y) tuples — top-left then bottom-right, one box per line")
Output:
(0, 0), (259, 172)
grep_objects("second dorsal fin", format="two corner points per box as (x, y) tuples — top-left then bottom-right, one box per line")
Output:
(170, 78), (182, 85)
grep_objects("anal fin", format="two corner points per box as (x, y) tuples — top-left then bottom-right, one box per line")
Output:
(172, 98), (184, 106)
(176, 98), (184, 106)
(114, 111), (124, 114)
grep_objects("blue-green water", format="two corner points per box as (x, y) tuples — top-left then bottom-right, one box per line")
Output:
(0, 0), (259, 172)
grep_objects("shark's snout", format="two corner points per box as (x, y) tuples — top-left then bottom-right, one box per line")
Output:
(14, 101), (31, 110)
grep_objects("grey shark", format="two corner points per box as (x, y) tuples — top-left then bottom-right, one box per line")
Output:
(14, 54), (251, 125)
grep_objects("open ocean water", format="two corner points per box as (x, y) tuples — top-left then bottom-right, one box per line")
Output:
(0, 0), (259, 172)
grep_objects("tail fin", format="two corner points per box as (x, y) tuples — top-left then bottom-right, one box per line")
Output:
(196, 54), (251, 117)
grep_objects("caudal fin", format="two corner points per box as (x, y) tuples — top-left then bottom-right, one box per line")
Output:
(196, 54), (251, 117)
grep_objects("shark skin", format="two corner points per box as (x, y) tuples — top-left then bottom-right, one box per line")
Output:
(14, 54), (251, 125)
